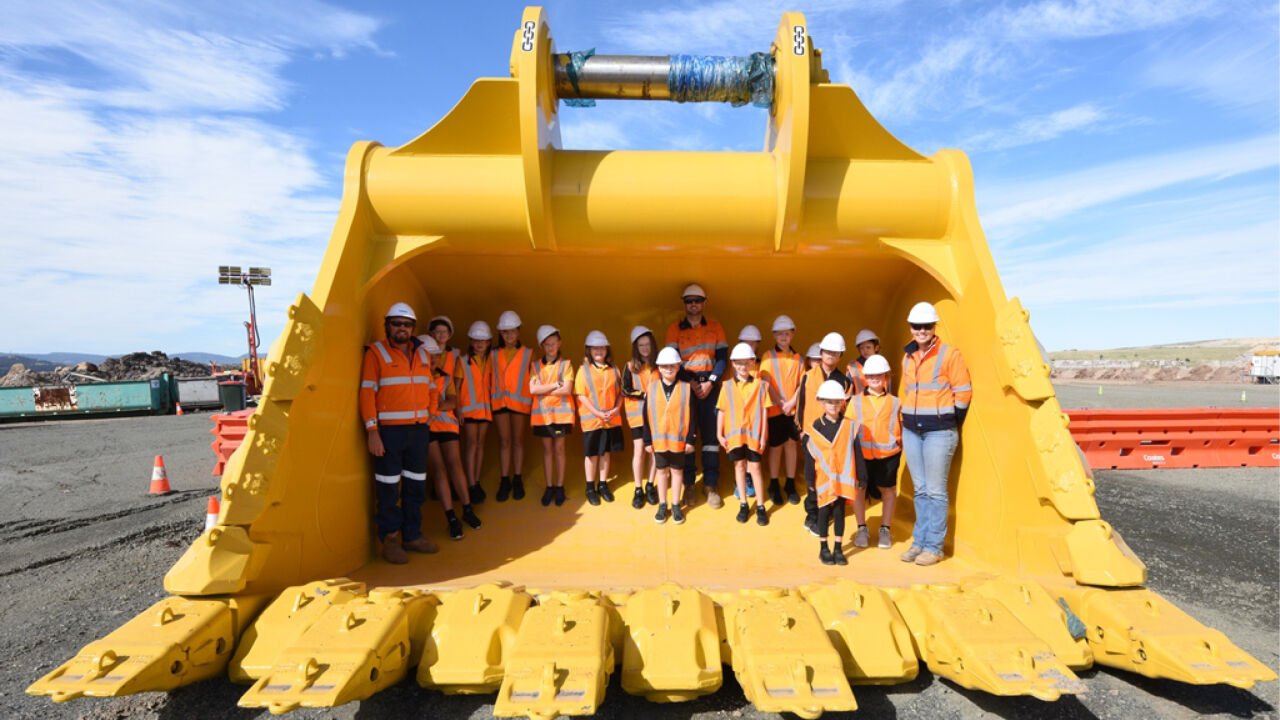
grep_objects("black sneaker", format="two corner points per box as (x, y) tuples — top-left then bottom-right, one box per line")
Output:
(768, 479), (783, 506)
(756, 506), (769, 526)
(470, 482), (486, 504)
(654, 504), (668, 524)
(785, 478), (800, 505)
(820, 545), (835, 565)
(554, 486), (566, 506)
(833, 545), (848, 566)
(736, 503), (750, 524)
(805, 514), (821, 538)
(495, 477), (512, 502)
(671, 505), (686, 525)
(540, 486), (555, 507)
(632, 487), (645, 509)
(447, 515), (463, 541)
(462, 505), (482, 529)
(645, 482), (658, 505)
(599, 482), (615, 503)
(585, 484), (600, 506)
(511, 476), (525, 500)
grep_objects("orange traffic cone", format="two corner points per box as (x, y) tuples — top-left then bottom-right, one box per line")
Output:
(205, 495), (220, 530)
(149, 455), (172, 495)
(175, 403), (184, 416)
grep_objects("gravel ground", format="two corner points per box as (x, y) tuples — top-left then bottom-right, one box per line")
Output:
(1, 393), (1276, 720)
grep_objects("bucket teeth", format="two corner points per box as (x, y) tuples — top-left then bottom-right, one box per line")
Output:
(236, 587), (437, 713)
(493, 594), (614, 719)
(724, 591), (858, 718)
(969, 579), (1094, 669)
(26, 595), (265, 703)
(1060, 587), (1278, 688)
(801, 580), (919, 684)
(891, 585), (1085, 701)
(231, 579), (368, 682)
(618, 583), (723, 701)
(417, 583), (533, 693)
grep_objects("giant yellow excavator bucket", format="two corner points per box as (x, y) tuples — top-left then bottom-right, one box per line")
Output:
(30, 7), (1274, 717)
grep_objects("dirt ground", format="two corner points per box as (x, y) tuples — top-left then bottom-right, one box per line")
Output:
(1, 385), (1277, 720)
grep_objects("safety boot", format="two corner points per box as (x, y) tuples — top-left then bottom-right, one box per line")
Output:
(632, 486), (646, 509)
(768, 478), (783, 506)
(784, 478), (800, 505)
(511, 475), (525, 500)
(403, 536), (439, 554)
(495, 476), (512, 502)
(645, 482), (658, 505)
(381, 533), (408, 564)
(706, 487), (723, 509)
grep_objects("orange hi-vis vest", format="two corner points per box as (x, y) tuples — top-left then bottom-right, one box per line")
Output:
(845, 391), (901, 459)
(805, 417), (860, 507)
(360, 340), (433, 429)
(490, 346), (534, 413)
(575, 362), (622, 431)
(440, 346), (462, 378)
(645, 379), (691, 453)
(717, 375), (770, 453)
(428, 369), (460, 434)
(846, 358), (893, 397)
(457, 353), (493, 422)
(761, 348), (801, 418)
(799, 365), (848, 438)
(531, 357), (575, 426)
(623, 364), (659, 429)
(900, 340), (971, 431)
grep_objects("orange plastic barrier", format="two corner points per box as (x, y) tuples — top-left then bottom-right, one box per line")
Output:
(209, 409), (253, 476)
(1067, 408), (1280, 469)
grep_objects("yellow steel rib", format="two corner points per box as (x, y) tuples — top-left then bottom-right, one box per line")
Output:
(891, 585), (1086, 701)
(1061, 587), (1278, 688)
(27, 595), (266, 703)
(418, 583), (533, 693)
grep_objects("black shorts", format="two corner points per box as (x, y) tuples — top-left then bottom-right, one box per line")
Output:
(373, 424), (429, 481)
(464, 418), (491, 425)
(532, 423), (573, 438)
(582, 427), (624, 457)
(726, 446), (763, 463)
(864, 453), (901, 489)
(767, 414), (801, 447)
(492, 408), (530, 417)
(652, 450), (689, 469)
(429, 431), (459, 445)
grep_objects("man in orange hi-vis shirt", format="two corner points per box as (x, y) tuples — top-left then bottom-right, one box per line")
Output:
(664, 283), (729, 509)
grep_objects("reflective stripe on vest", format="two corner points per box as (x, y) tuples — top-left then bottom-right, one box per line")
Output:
(804, 420), (856, 503)
(372, 341), (393, 364)
(902, 342), (962, 418)
(490, 347), (533, 411)
(531, 359), (575, 424)
(624, 365), (658, 427)
(850, 394), (901, 457)
(579, 363), (620, 428)
(723, 378), (765, 451)
(458, 356), (490, 418)
(646, 379), (689, 452)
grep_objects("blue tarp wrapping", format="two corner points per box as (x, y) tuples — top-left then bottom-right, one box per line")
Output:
(667, 52), (774, 108)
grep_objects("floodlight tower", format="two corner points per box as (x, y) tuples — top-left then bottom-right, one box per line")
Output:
(217, 265), (271, 395)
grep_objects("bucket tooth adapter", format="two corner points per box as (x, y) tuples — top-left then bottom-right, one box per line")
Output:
(29, 6), (1276, 715)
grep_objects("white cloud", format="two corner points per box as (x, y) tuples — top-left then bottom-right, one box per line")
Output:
(1145, 29), (1280, 111)
(962, 103), (1107, 152)
(980, 135), (1280, 234)
(993, 0), (1218, 40)
(0, 1), (381, 354)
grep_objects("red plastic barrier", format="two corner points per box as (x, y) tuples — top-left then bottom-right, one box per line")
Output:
(210, 409), (254, 476)
(1066, 408), (1280, 470)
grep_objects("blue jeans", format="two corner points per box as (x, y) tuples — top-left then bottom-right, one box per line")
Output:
(902, 427), (958, 554)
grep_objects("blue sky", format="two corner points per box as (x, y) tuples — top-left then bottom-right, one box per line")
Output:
(1, 0), (1276, 356)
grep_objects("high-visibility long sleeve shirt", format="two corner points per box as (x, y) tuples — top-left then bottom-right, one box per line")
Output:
(359, 338), (433, 429)
(665, 316), (728, 382)
(899, 338), (971, 433)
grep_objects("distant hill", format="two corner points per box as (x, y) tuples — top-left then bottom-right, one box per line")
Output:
(2, 351), (242, 375)
(0, 354), (60, 373)
(171, 352), (243, 365)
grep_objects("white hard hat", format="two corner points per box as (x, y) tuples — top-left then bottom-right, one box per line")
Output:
(854, 329), (879, 346)
(536, 324), (559, 345)
(681, 283), (706, 299)
(772, 314), (796, 332)
(656, 347), (683, 366)
(630, 325), (653, 344)
(386, 302), (416, 321)
(730, 342), (755, 361)
(816, 380), (847, 401)
(863, 354), (891, 375)
(467, 321), (493, 341)
(418, 335), (441, 354)
(738, 325), (762, 342)
(806, 342), (822, 359)
(585, 330), (609, 348)
(497, 310), (522, 331)
(427, 315), (453, 333)
(819, 332), (846, 353)
(907, 302), (940, 324)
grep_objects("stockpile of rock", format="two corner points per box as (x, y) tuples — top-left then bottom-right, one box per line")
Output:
(0, 352), (212, 388)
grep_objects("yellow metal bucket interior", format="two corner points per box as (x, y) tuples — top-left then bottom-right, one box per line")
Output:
(28, 7), (1275, 716)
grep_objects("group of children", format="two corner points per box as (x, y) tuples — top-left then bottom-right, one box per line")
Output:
(408, 310), (903, 563)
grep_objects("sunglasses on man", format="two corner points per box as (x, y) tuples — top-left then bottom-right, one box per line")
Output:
(683, 297), (705, 305)
(910, 323), (935, 331)
(388, 319), (415, 328)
